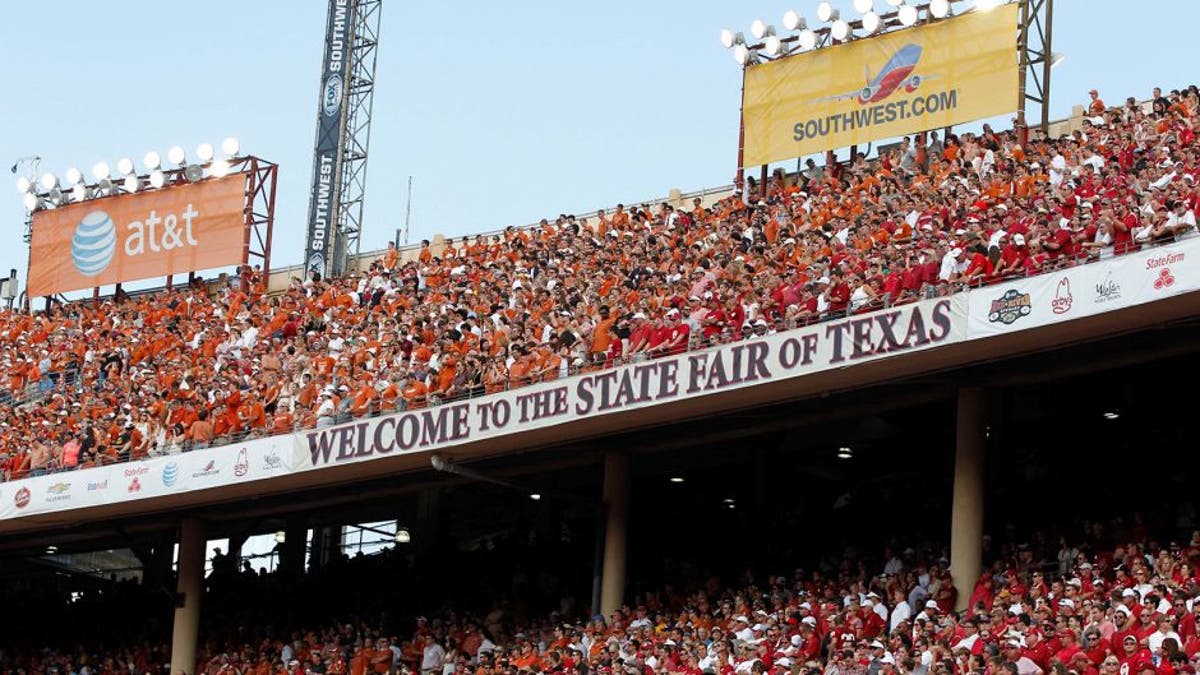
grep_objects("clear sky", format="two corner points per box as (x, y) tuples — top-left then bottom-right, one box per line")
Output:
(0, 0), (1193, 296)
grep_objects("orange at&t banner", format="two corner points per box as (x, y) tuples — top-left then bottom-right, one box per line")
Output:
(741, 3), (1019, 166)
(28, 175), (248, 296)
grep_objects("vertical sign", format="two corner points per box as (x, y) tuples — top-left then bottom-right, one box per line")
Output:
(304, 0), (355, 278)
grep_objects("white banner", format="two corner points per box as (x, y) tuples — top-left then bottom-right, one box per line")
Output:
(966, 237), (1200, 338)
(291, 296), (967, 471)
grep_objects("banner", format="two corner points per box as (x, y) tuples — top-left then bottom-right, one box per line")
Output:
(966, 238), (1200, 338)
(742, 4), (1018, 166)
(293, 296), (966, 470)
(27, 176), (247, 296)
(303, 0), (355, 279)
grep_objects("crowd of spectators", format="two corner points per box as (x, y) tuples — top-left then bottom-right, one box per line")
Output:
(1, 83), (1198, 481)
(6, 523), (1200, 675)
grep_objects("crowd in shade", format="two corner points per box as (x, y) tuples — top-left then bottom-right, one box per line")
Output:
(0, 83), (1198, 481)
(4, 520), (1200, 675)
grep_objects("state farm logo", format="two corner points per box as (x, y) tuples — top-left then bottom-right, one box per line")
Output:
(128, 477), (142, 493)
(1094, 273), (1121, 304)
(1051, 277), (1073, 314)
(1153, 268), (1175, 290)
(14, 487), (30, 509)
(262, 452), (283, 471)
(987, 289), (1032, 325)
(233, 448), (249, 477)
(191, 459), (221, 479)
(45, 482), (72, 503)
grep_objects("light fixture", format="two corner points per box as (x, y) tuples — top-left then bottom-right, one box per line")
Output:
(222, 137), (240, 157)
(184, 165), (204, 182)
(816, 2), (837, 22)
(898, 4), (919, 26)
(144, 151), (161, 171)
(1049, 51), (1066, 69)
(853, 0), (875, 13)
(669, 476), (685, 484)
(751, 19), (775, 39)
(723, 498), (736, 504)
(117, 157), (135, 176)
(862, 11), (881, 33)
(15, 176), (32, 194)
(39, 173), (58, 191)
(831, 18), (851, 40)
(719, 28), (738, 48)
(196, 143), (215, 162)
(23, 193), (38, 211)
(1103, 410), (1120, 420)
(733, 44), (752, 65)
(45, 545), (57, 554)
(274, 531), (286, 544)
(975, 0), (1002, 11)
(97, 178), (114, 194)
(885, 0), (904, 6)
(727, 503), (736, 510)
(123, 175), (140, 193)
(929, 0), (951, 18)
(210, 159), (230, 178)
(837, 446), (854, 459)
(798, 28), (817, 50)
(167, 146), (186, 166)
(71, 183), (87, 202)
(92, 162), (110, 181)
(394, 527), (411, 544)
(149, 170), (166, 189)
(529, 492), (542, 501)
(764, 35), (783, 56)
(782, 10), (806, 31)
(48, 187), (63, 205)
(64, 168), (83, 185)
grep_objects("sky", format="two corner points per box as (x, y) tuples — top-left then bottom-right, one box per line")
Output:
(0, 0), (1194, 298)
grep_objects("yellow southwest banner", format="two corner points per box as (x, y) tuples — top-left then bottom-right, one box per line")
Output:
(742, 3), (1018, 166)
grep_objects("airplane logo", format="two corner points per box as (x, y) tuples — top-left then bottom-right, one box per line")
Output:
(812, 43), (939, 105)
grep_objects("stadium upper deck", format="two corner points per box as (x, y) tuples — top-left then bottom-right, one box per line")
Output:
(1, 84), (1199, 483)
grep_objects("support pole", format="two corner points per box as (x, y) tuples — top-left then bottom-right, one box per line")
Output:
(599, 452), (630, 617)
(170, 518), (205, 675)
(950, 387), (986, 612)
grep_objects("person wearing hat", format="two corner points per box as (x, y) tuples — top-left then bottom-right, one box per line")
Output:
(1088, 90), (1107, 116)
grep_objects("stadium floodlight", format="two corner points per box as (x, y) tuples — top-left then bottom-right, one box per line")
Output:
(45, 545), (57, 555)
(853, 0), (874, 13)
(71, 183), (87, 202)
(196, 143), (215, 162)
(15, 176), (32, 194)
(167, 146), (186, 166)
(898, 4), (919, 26)
(221, 137), (240, 157)
(750, 19), (775, 40)
(40, 173), (58, 191)
(884, 0), (904, 6)
(929, 0), (951, 17)
(210, 159), (231, 178)
(184, 165), (204, 182)
(862, 11), (881, 33)
(23, 193), (38, 211)
(764, 34), (783, 56)
(975, 0), (1002, 11)
(92, 162), (111, 181)
(143, 151), (161, 171)
(669, 476), (685, 484)
(274, 531), (286, 544)
(719, 28), (737, 48)
(116, 157), (135, 176)
(837, 446), (854, 459)
(65, 167), (83, 185)
(733, 43), (752, 65)
(1049, 51), (1066, 69)
(816, 2), (837, 22)
(782, 10), (807, 31)
(149, 170), (165, 189)
(529, 492), (542, 501)
(123, 175), (140, 193)
(1103, 410), (1120, 420)
(394, 528), (411, 544)
(97, 178), (114, 194)
(831, 18), (850, 40)
(798, 27), (817, 50)
(48, 187), (64, 206)
(723, 498), (735, 504)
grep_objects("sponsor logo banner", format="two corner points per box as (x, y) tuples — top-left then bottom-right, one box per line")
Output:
(741, 4), (1018, 166)
(28, 176), (247, 296)
(293, 296), (967, 470)
(966, 238), (1200, 338)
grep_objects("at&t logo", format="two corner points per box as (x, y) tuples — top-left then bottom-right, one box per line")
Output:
(72, 211), (117, 276)
(71, 207), (202, 277)
(162, 462), (179, 487)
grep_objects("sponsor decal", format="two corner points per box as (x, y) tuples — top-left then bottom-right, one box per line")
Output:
(87, 480), (109, 491)
(987, 289), (1032, 325)
(45, 482), (71, 503)
(1094, 272), (1121, 304)
(128, 477), (142, 493)
(322, 74), (344, 117)
(234, 448), (249, 477)
(71, 211), (117, 276)
(14, 487), (31, 509)
(1050, 277), (1073, 315)
(191, 460), (221, 479)
(261, 452), (283, 471)
(162, 461), (179, 487)
(1153, 267), (1176, 290)
(124, 466), (149, 477)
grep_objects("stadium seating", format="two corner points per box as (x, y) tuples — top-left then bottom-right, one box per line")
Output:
(1, 85), (1198, 481)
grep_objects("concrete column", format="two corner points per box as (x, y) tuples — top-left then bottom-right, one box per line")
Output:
(170, 518), (205, 675)
(599, 452), (630, 617)
(950, 387), (986, 612)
